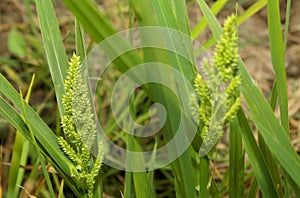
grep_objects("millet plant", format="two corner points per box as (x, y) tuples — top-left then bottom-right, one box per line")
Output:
(0, 0), (299, 197)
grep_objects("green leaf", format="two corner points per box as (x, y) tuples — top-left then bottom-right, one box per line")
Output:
(194, 0), (267, 56)
(229, 118), (244, 197)
(0, 74), (85, 197)
(196, 0), (222, 39)
(248, 178), (259, 198)
(199, 156), (209, 197)
(131, 139), (153, 198)
(19, 89), (56, 198)
(75, 18), (86, 60)
(7, 132), (28, 198)
(151, 0), (196, 82)
(133, 1), (197, 197)
(267, 0), (289, 133)
(258, 82), (283, 197)
(283, 0), (291, 52)
(192, 0), (228, 39)
(7, 75), (35, 198)
(35, 0), (68, 117)
(237, 0), (267, 25)
(8, 29), (27, 58)
(62, 0), (141, 73)
(237, 110), (279, 197)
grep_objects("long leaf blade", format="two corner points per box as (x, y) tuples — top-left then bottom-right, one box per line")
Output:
(139, 0), (195, 197)
(0, 74), (85, 197)
(35, 0), (68, 116)
(267, 0), (289, 133)
(229, 119), (244, 197)
(237, 110), (278, 197)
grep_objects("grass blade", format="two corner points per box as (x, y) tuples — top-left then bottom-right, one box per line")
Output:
(62, 0), (115, 43)
(239, 61), (300, 192)
(125, 1), (198, 197)
(196, 0), (222, 39)
(7, 132), (28, 198)
(0, 74), (75, 176)
(128, 83), (153, 198)
(194, 0), (267, 56)
(237, 0), (267, 25)
(237, 110), (279, 197)
(199, 156), (209, 197)
(248, 178), (259, 198)
(75, 19), (86, 60)
(131, 139), (153, 198)
(258, 82), (283, 196)
(283, 0), (291, 52)
(267, 0), (289, 133)
(0, 74), (85, 197)
(19, 90), (56, 198)
(35, 0), (68, 116)
(192, 0), (228, 39)
(229, 118), (244, 197)
(141, 1), (196, 197)
(7, 75), (35, 198)
(62, 0), (142, 74)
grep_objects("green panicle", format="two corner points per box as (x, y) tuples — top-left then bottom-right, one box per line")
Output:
(225, 97), (241, 122)
(190, 93), (200, 121)
(225, 76), (241, 97)
(58, 53), (104, 197)
(57, 136), (83, 167)
(213, 14), (239, 82)
(191, 14), (241, 153)
(73, 70), (97, 151)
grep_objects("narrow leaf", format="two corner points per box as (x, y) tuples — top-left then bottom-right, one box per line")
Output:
(237, 110), (279, 197)
(35, 0), (68, 116)
(192, 0), (228, 39)
(229, 118), (244, 197)
(0, 74), (84, 197)
(8, 29), (27, 58)
(267, 0), (289, 133)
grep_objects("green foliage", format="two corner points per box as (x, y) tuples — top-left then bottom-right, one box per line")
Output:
(1, 0), (300, 197)
(8, 29), (27, 58)
(58, 54), (104, 198)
